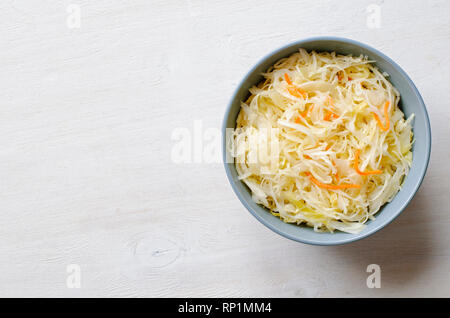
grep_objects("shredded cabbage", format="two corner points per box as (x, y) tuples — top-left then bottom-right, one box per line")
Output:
(231, 49), (414, 234)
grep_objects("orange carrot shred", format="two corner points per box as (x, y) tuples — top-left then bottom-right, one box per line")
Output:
(306, 172), (360, 190)
(353, 150), (382, 175)
(300, 109), (308, 118)
(372, 101), (390, 131)
(288, 87), (307, 99)
(284, 73), (293, 85)
(285, 73), (307, 98)
(324, 109), (338, 121)
(323, 97), (339, 121)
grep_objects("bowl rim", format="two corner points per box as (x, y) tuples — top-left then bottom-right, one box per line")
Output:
(222, 36), (432, 245)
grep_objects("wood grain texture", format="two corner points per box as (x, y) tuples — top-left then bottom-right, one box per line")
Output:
(0, 0), (449, 297)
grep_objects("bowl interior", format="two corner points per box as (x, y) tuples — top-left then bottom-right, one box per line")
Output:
(223, 37), (431, 245)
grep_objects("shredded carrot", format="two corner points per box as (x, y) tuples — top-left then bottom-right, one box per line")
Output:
(294, 117), (301, 124)
(285, 73), (307, 98)
(337, 73), (343, 81)
(348, 77), (352, 81)
(325, 144), (331, 151)
(323, 96), (339, 121)
(306, 172), (360, 190)
(353, 150), (382, 175)
(300, 107), (309, 118)
(284, 73), (293, 85)
(324, 109), (339, 121)
(334, 173), (340, 183)
(303, 154), (312, 160)
(372, 101), (390, 131)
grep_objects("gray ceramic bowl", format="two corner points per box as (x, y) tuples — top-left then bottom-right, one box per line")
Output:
(222, 37), (431, 245)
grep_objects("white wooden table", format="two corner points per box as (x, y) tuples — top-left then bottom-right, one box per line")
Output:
(0, 0), (449, 297)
